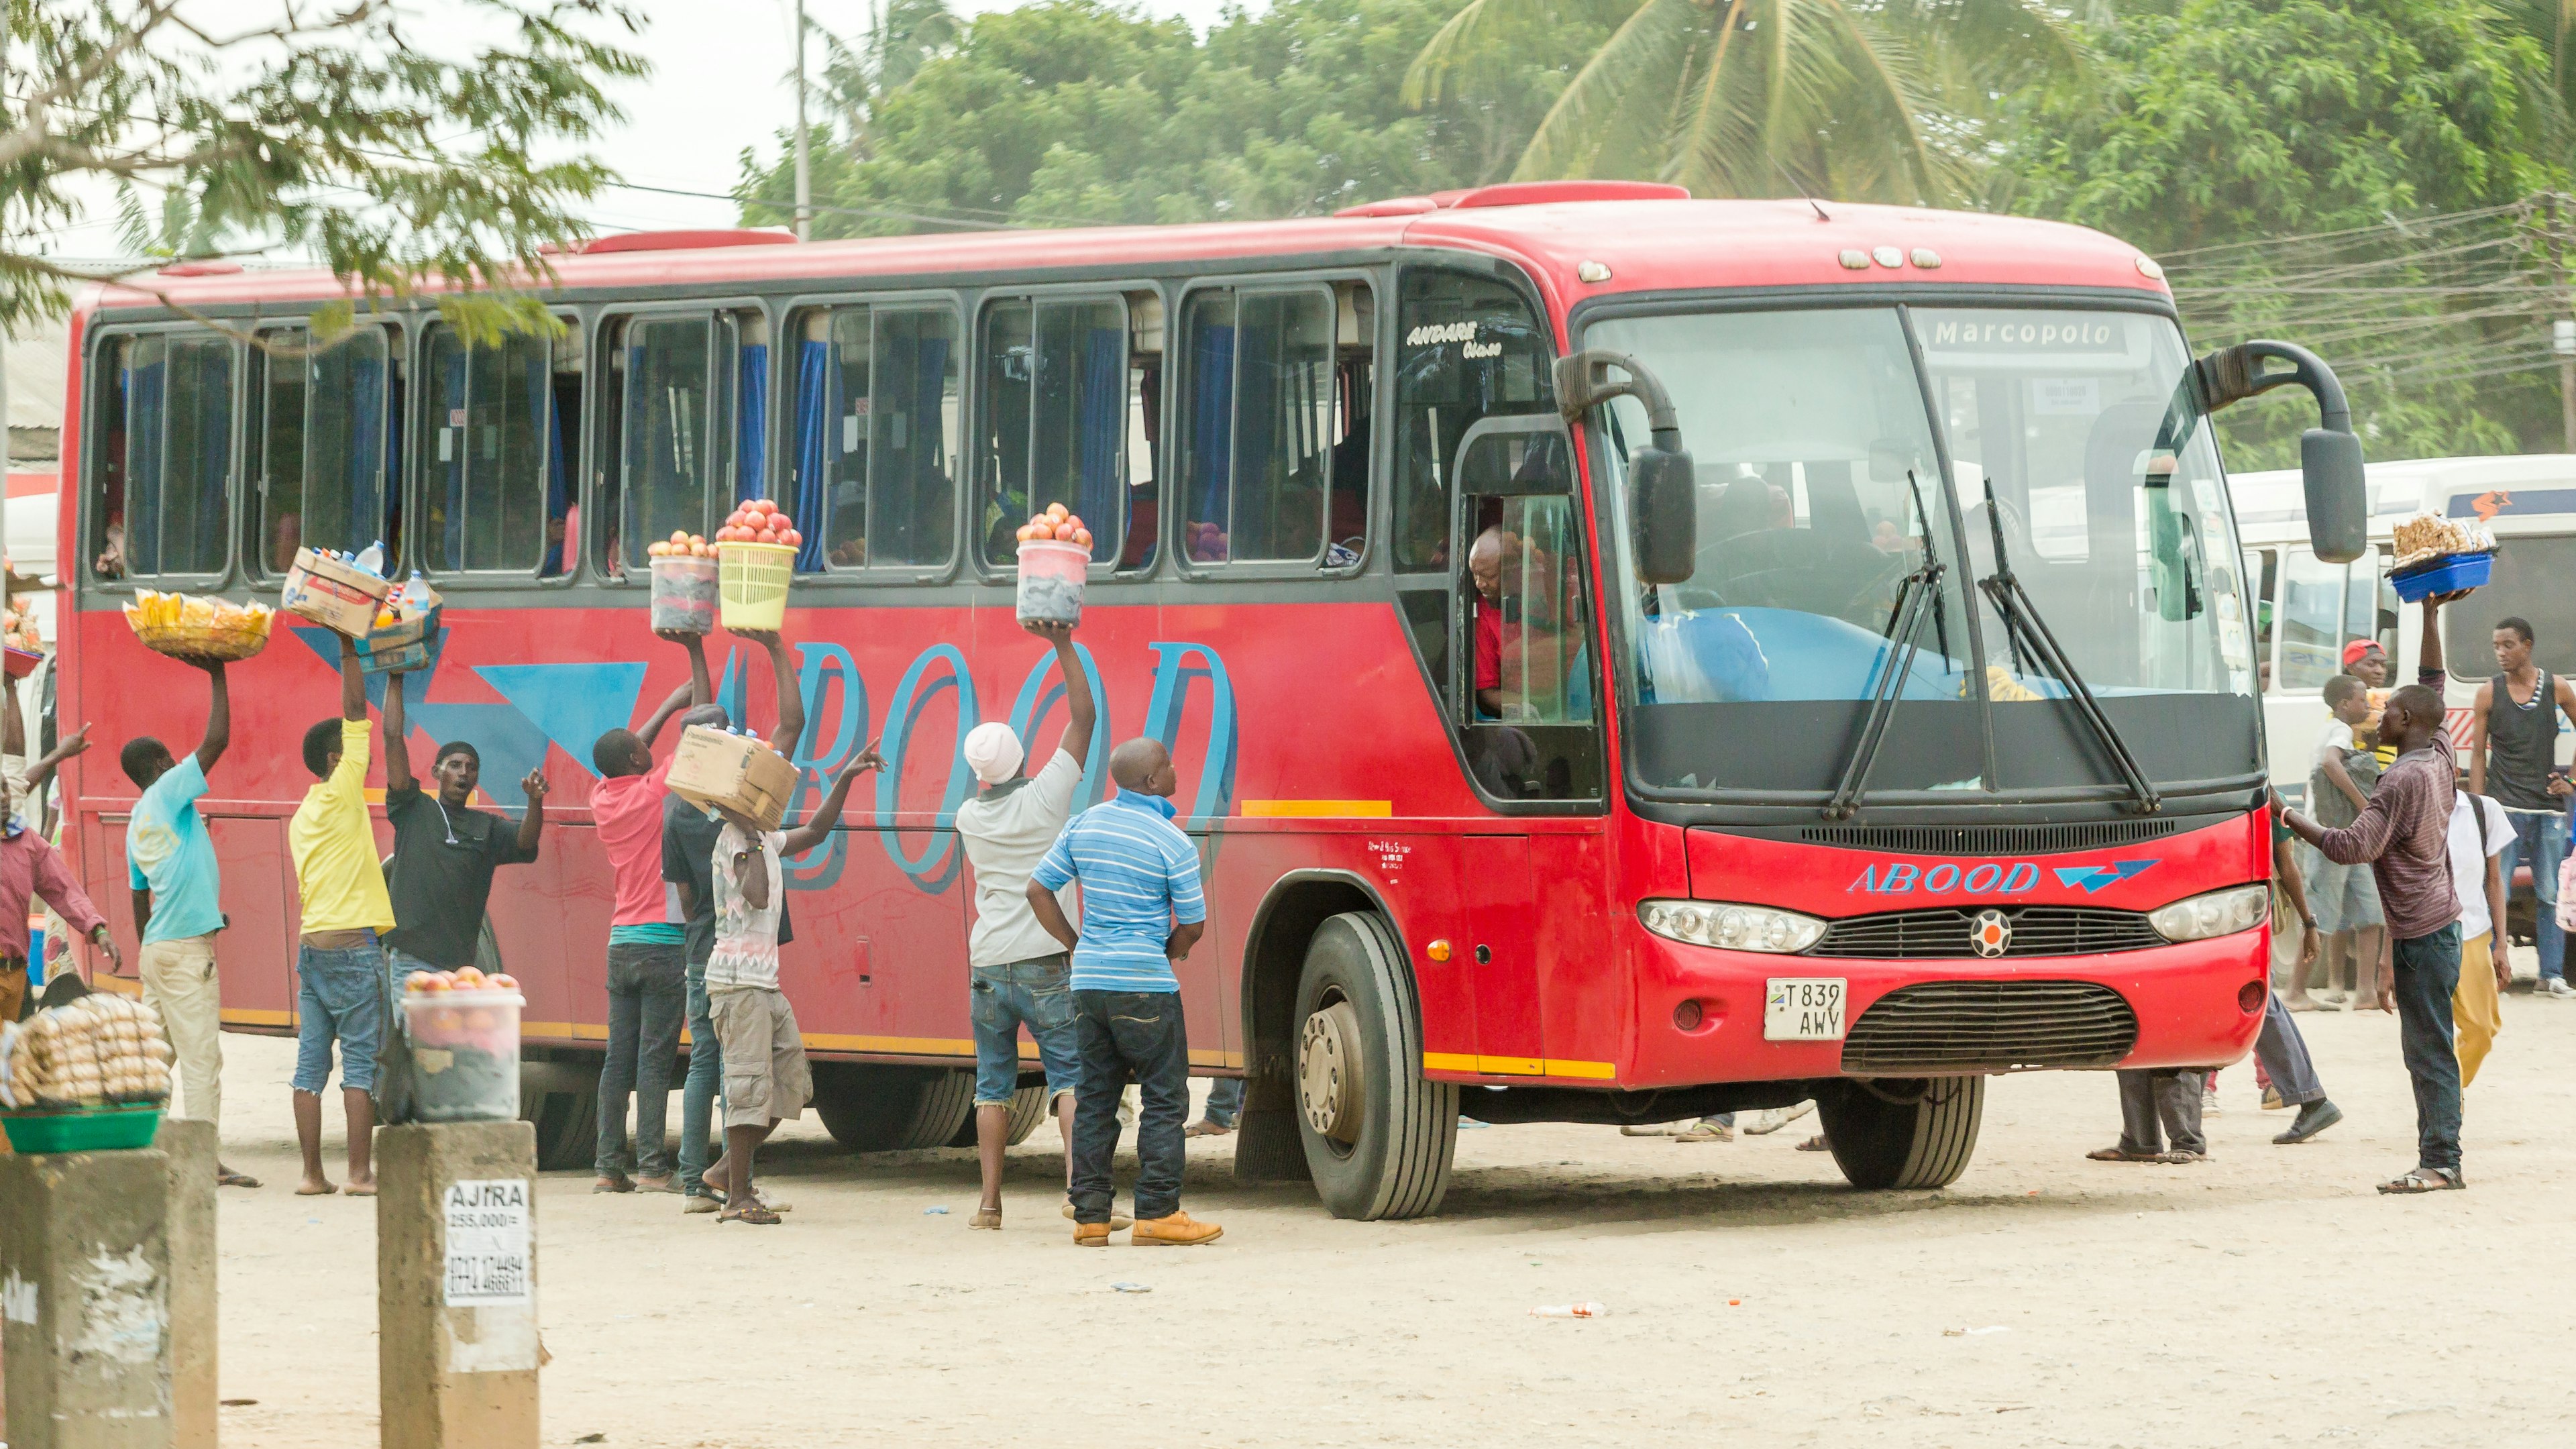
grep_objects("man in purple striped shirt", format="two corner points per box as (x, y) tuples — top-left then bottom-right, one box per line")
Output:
(2281, 684), (2465, 1193)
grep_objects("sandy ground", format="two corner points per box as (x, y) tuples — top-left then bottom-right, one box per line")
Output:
(149, 997), (2576, 1448)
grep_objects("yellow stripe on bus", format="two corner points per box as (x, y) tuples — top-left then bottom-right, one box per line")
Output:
(220, 1008), (292, 1026)
(1422, 1053), (1617, 1081)
(1238, 800), (1393, 818)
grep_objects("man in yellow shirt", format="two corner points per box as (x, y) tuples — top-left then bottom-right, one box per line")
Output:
(288, 638), (396, 1197)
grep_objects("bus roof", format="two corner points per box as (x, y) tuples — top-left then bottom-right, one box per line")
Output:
(87, 196), (2171, 317)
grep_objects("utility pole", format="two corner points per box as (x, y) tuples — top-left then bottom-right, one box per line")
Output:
(794, 0), (812, 243)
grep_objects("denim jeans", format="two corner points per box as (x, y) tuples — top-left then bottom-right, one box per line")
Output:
(1069, 989), (1190, 1224)
(678, 962), (724, 1193)
(1201, 1074), (1245, 1128)
(2253, 991), (2326, 1107)
(2498, 806), (2569, 983)
(2391, 924), (2465, 1174)
(292, 942), (386, 1095)
(970, 955), (1081, 1106)
(2114, 1067), (2206, 1156)
(596, 941), (688, 1178)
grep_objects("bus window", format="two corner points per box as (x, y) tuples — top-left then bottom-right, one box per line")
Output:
(1177, 286), (1350, 567)
(2443, 534), (2576, 679)
(2277, 546), (2359, 692)
(423, 324), (564, 576)
(1393, 269), (1554, 576)
(975, 297), (1133, 568)
(250, 325), (398, 574)
(788, 303), (960, 574)
(600, 314), (736, 578)
(1455, 432), (1601, 801)
(93, 332), (234, 581)
(2242, 546), (2277, 692)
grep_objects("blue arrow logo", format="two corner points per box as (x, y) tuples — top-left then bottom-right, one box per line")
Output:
(2052, 859), (2159, 893)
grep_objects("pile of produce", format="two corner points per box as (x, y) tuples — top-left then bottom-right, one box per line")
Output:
(401, 966), (525, 1122)
(2392, 513), (2497, 570)
(122, 589), (276, 661)
(716, 499), (802, 548)
(1184, 519), (1230, 562)
(647, 531), (715, 559)
(402, 965), (521, 996)
(1015, 503), (1094, 549)
(1, 995), (173, 1110)
(3, 602), (41, 652)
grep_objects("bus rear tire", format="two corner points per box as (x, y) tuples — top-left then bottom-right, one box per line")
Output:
(943, 1081), (1051, 1148)
(521, 1082), (597, 1173)
(1819, 1075), (1986, 1190)
(812, 1064), (977, 1152)
(1293, 911), (1458, 1220)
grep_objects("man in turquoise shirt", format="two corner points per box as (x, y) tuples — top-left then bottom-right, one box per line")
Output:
(119, 656), (255, 1188)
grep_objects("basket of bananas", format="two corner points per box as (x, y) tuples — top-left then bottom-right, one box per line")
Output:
(121, 590), (276, 663)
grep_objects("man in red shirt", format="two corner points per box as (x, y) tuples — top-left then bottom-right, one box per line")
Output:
(586, 629), (718, 1192)
(1469, 525), (1513, 719)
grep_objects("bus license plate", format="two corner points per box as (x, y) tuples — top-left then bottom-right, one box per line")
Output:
(1764, 978), (1847, 1040)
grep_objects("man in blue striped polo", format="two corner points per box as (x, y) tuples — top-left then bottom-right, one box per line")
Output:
(1026, 737), (1221, 1247)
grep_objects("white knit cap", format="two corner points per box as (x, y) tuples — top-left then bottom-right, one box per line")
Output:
(962, 722), (1025, 784)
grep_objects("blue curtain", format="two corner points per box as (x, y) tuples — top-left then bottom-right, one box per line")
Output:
(541, 364), (568, 576)
(1077, 327), (1122, 561)
(347, 350), (386, 553)
(440, 347), (468, 570)
(737, 342), (768, 503)
(793, 339), (831, 572)
(127, 356), (166, 574)
(1191, 323), (1233, 531)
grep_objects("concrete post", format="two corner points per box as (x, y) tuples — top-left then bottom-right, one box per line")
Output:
(152, 1120), (217, 1449)
(376, 1121), (539, 1449)
(0, 1148), (174, 1449)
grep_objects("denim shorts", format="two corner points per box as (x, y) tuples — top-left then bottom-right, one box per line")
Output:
(971, 955), (1081, 1107)
(293, 942), (388, 1094)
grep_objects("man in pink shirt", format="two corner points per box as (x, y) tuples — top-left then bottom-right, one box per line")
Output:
(586, 630), (715, 1192)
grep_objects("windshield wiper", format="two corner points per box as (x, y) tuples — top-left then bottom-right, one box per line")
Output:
(1824, 470), (1947, 820)
(1974, 478), (2162, 814)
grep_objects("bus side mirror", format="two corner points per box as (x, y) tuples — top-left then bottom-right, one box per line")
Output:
(2194, 339), (2366, 564)
(1631, 446), (1697, 584)
(1555, 349), (1698, 583)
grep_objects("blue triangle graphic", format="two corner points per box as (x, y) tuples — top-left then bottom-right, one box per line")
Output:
(287, 625), (556, 810)
(474, 663), (649, 777)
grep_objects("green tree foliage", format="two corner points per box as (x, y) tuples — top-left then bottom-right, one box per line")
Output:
(1, 0), (647, 341)
(737, 0), (1611, 233)
(1995, 0), (2575, 464)
(1405, 0), (2082, 204)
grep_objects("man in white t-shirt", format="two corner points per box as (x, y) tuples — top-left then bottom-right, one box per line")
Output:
(2447, 788), (2514, 1085)
(953, 621), (1098, 1232)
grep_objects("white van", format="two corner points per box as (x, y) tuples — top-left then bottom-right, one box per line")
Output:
(2233, 453), (2576, 804)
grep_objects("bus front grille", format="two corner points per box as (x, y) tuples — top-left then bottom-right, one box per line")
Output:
(1840, 981), (2139, 1073)
(1799, 821), (2177, 855)
(1809, 906), (2163, 959)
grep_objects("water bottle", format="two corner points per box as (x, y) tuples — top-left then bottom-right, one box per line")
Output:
(400, 570), (431, 610)
(354, 539), (386, 576)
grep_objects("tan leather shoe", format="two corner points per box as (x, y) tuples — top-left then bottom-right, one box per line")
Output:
(1073, 1221), (1114, 1248)
(1062, 1200), (1132, 1230)
(1130, 1210), (1223, 1246)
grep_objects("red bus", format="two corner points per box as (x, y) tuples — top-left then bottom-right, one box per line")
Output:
(56, 184), (2367, 1218)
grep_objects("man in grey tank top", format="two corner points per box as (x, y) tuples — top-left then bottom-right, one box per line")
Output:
(2468, 616), (2576, 997)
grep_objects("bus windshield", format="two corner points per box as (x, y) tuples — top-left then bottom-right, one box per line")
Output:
(1589, 304), (2260, 800)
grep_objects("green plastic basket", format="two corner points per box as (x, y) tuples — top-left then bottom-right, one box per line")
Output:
(1, 1104), (166, 1154)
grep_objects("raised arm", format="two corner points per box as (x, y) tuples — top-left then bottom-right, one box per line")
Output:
(745, 631), (805, 760)
(382, 673), (414, 795)
(22, 722), (90, 798)
(1027, 621), (1096, 768)
(516, 770), (549, 853)
(780, 740), (883, 857)
(192, 659), (231, 774)
(2416, 595), (2447, 686)
(636, 632), (712, 749)
(339, 635), (366, 721)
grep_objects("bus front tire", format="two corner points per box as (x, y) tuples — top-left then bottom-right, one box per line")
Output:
(1293, 911), (1458, 1220)
(1819, 1075), (1986, 1190)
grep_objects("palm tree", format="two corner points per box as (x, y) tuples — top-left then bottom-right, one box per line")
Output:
(1406, 0), (2084, 205)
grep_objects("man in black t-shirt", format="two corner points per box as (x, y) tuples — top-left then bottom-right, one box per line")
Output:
(662, 782), (793, 1212)
(381, 680), (547, 979)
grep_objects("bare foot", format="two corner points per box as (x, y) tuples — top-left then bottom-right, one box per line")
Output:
(218, 1166), (262, 1189)
(344, 1177), (378, 1197)
(294, 1176), (339, 1197)
(2284, 995), (2320, 1012)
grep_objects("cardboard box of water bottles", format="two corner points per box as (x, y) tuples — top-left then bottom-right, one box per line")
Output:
(279, 547), (393, 636)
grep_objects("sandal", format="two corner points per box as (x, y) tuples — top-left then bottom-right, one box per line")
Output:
(218, 1169), (262, 1189)
(970, 1208), (1003, 1230)
(2377, 1167), (2465, 1194)
(718, 1201), (784, 1225)
(1794, 1134), (1830, 1152)
(2086, 1146), (2164, 1163)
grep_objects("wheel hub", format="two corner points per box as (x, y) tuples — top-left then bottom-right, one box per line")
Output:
(1299, 1000), (1363, 1143)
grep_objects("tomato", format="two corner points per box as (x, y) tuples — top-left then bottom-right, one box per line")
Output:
(1046, 502), (1069, 522)
(1072, 527), (1093, 548)
(781, 529), (802, 547)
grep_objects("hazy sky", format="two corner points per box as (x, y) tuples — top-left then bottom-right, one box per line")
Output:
(578, 0), (1250, 234)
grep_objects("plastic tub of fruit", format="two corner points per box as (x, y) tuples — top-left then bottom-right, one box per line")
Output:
(1014, 505), (1094, 624)
(648, 532), (720, 633)
(400, 969), (526, 1123)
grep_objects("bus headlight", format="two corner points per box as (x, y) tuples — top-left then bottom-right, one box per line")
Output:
(1639, 900), (1827, 953)
(2147, 885), (2271, 943)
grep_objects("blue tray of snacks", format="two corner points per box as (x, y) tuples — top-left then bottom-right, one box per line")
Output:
(2390, 549), (2493, 602)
